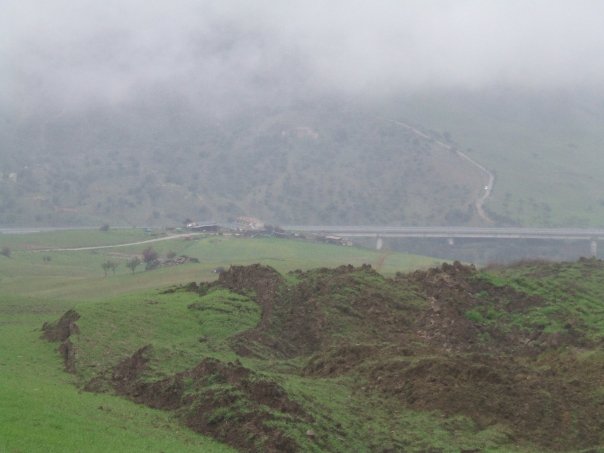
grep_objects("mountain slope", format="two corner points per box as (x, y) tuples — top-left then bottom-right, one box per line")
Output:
(0, 98), (486, 226)
(4, 88), (604, 227)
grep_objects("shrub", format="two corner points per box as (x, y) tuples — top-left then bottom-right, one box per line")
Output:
(142, 247), (158, 263)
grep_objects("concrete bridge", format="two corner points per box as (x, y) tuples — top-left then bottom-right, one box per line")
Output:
(284, 226), (604, 256)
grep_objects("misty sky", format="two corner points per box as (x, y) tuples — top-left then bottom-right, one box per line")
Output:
(3, 0), (604, 111)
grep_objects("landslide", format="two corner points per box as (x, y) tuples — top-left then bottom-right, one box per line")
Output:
(42, 260), (604, 451)
(85, 346), (306, 453)
(41, 309), (80, 373)
(208, 262), (604, 450)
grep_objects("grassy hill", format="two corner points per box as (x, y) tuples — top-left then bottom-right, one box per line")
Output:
(0, 229), (437, 452)
(2, 230), (604, 451)
(36, 259), (604, 452)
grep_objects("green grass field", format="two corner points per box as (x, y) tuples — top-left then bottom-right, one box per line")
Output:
(0, 229), (439, 452)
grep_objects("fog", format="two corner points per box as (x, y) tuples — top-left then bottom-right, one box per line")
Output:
(3, 0), (604, 112)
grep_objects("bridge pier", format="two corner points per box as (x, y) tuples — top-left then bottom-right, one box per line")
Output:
(376, 236), (384, 251)
(590, 239), (598, 258)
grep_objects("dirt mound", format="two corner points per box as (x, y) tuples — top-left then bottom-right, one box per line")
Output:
(225, 265), (330, 358)
(303, 344), (381, 377)
(87, 351), (307, 452)
(404, 261), (580, 353)
(111, 345), (153, 393)
(366, 354), (604, 450)
(217, 264), (283, 302)
(41, 309), (80, 373)
(41, 309), (80, 342)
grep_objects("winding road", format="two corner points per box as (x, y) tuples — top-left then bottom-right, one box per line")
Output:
(389, 120), (495, 223)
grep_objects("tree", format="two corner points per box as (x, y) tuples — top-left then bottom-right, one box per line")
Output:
(142, 246), (158, 263)
(101, 261), (111, 277)
(1, 246), (11, 258)
(142, 246), (160, 270)
(126, 256), (141, 274)
(102, 260), (118, 276)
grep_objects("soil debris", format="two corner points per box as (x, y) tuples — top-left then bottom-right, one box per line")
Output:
(41, 309), (80, 373)
(87, 351), (308, 452)
(41, 309), (80, 342)
(43, 259), (604, 451)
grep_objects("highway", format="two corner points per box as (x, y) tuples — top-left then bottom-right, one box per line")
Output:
(284, 226), (604, 241)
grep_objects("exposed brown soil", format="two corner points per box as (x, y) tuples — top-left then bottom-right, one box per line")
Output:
(303, 344), (381, 377)
(402, 261), (588, 353)
(86, 347), (307, 453)
(41, 309), (80, 342)
(216, 264), (329, 358)
(367, 353), (604, 450)
(41, 309), (80, 373)
(214, 262), (603, 450)
(226, 264), (416, 359)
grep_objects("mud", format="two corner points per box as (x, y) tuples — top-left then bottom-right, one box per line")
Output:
(222, 264), (328, 358)
(303, 344), (380, 377)
(366, 353), (604, 450)
(87, 351), (307, 452)
(41, 309), (80, 373)
(228, 264), (419, 359)
(41, 309), (80, 342)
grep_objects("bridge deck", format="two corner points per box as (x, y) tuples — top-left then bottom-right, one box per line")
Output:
(284, 226), (604, 240)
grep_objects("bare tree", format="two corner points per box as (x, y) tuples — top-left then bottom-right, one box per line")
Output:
(101, 261), (111, 277)
(126, 256), (142, 274)
(142, 246), (158, 263)
(101, 260), (118, 276)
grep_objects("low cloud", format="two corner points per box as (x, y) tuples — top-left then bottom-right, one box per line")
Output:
(3, 0), (604, 111)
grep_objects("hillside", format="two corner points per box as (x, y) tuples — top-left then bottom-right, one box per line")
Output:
(3, 89), (604, 228)
(0, 96), (490, 227)
(384, 89), (604, 227)
(42, 259), (604, 452)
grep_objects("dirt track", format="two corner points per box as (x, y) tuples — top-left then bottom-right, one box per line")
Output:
(389, 119), (495, 223)
(30, 232), (206, 253)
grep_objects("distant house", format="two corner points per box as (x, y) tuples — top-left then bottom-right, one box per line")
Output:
(236, 216), (265, 231)
(186, 223), (219, 232)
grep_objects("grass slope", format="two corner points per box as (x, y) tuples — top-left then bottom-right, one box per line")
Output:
(0, 230), (439, 301)
(37, 259), (604, 451)
(0, 229), (437, 451)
